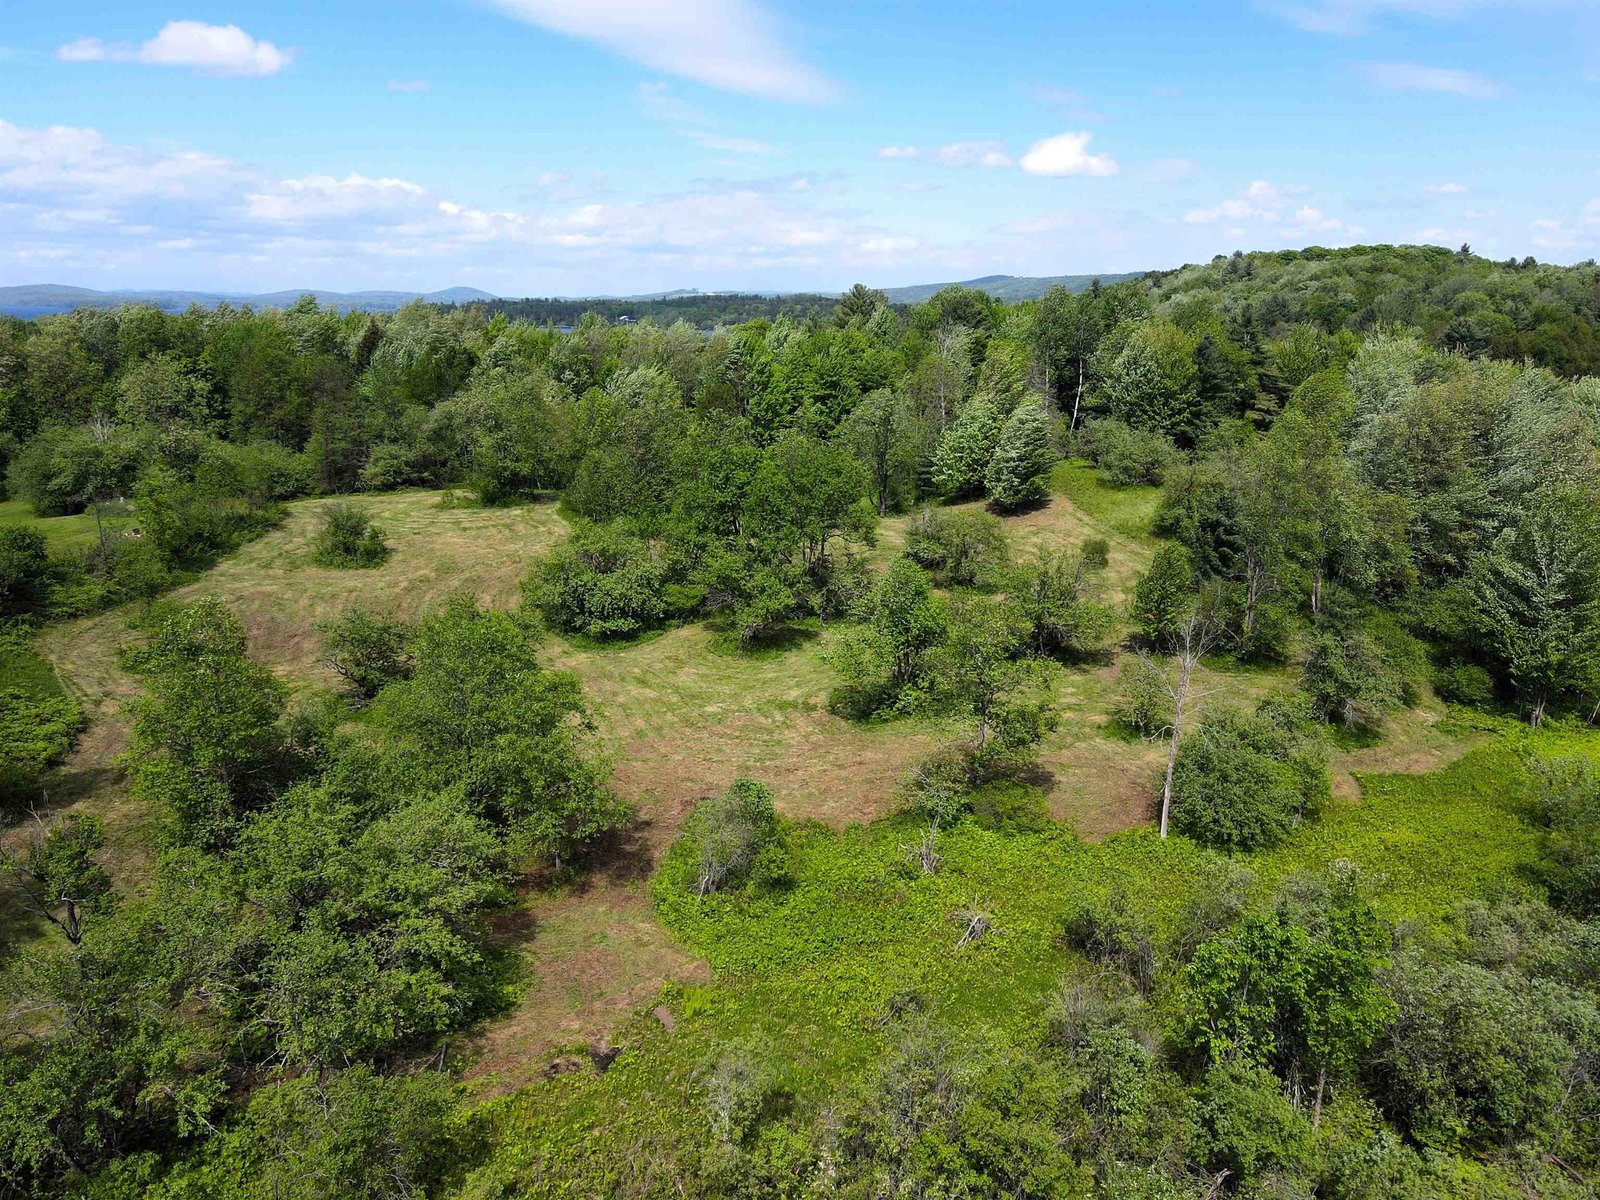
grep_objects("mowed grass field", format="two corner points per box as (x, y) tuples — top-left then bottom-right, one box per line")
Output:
(24, 468), (1498, 1084)
(0, 497), (103, 553)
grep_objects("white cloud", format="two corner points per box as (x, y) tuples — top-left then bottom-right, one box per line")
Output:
(245, 174), (428, 223)
(1530, 217), (1578, 250)
(537, 171), (572, 187)
(638, 81), (709, 125)
(1263, 0), (1557, 36)
(388, 79), (431, 93)
(484, 0), (836, 102)
(1361, 61), (1500, 98)
(1427, 181), (1467, 194)
(58, 21), (291, 77)
(935, 140), (1013, 168)
(1019, 131), (1118, 177)
(876, 145), (921, 159)
(859, 236), (919, 254)
(0, 117), (242, 201)
(1184, 180), (1296, 224)
(677, 129), (780, 156)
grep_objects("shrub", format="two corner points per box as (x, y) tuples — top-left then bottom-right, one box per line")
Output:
(1301, 628), (1402, 734)
(1113, 656), (1173, 736)
(1008, 550), (1115, 662)
(1170, 706), (1328, 851)
(0, 526), (50, 615)
(903, 506), (1009, 587)
(311, 503), (389, 568)
(1433, 662), (1495, 708)
(1081, 537), (1110, 570)
(1063, 888), (1158, 994)
(969, 780), (1050, 833)
(526, 524), (666, 640)
(1083, 418), (1178, 486)
(684, 778), (785, 895)
(318, 609), (413, 702)
(0, 687), (84, 807)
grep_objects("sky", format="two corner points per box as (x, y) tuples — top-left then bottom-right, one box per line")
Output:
(1, 0), (1598, 296)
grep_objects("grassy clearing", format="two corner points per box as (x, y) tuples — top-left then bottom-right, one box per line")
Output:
(1047, 459), (1163, 543)
(0, 498), (102, 553)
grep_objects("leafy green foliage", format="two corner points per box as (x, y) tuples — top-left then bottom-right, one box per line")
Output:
(310, 501), (389, 568)
(0, 686), (83, 807)
(1131, 544), (1193, 647)
(1171, 705), (1329, 851)
(902, 505), (1009, 587)
(376, 595), (626, 863)
(317, 607), (413, 701)
(527, 523), (666, 640)
(126, 597), (288, 847)
(984, 401), (1055, 512)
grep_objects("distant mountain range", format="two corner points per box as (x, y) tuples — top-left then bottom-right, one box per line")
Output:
(878, 272), (1146, 304)
(0, 284), (499, 317)
(0, 271), (1147, 318)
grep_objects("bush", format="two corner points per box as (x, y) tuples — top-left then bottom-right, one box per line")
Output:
(683, 778), (786, 895)
(1301, 628), (1402, 734)
(1083, 418), (1178, 486)
(1170, 706), (1328, 851)
(1081, 537), (1110, 570)
(1114, 657), (1173, 736)
(1433, 662), (1495, 708)
(318, 609), (413, 702)
(903, 506), (1009, 587)
(969, 780), (1050, 833)
(0, 527), (50, 615)
(526, 524), (666, 640)
(0, 687), (84, 807)
(311, 502), (389, 568)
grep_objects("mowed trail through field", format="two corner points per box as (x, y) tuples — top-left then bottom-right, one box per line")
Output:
(28, 477), (1483, 1083)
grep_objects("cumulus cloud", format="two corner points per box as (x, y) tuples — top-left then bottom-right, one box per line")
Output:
(876, 145), (921, 159)
(1019, 131), (1118, 177)
(58, 21), (292, 77)
(935, 140), (1013, 168)
(484, 0), (836, 102)
(1182, 180), (1356, 241)
(1184, 180), (1297, 224)
(1361, 61), (1500, 98)
(0, 115), (939, 293)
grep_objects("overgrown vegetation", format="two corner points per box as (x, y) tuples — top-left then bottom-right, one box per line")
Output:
(4, 245), (1600, 1197)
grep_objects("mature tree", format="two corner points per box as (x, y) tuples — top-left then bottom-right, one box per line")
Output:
(1131, 544), (1194, 648)
(377, 596), (623, 862)
(0, 527), (49, 616)
(827, 558), (947, 715)
(127, 598), (288, 847)
(1101, 321), (1199, 442)
(984, 401), (1055, 512)
(841, 387), (923, 515)
(834, 283), (889, 330)
(6, 812), (114, 944)
(930, 398), (1003, 498)
(1469, 489), (1600, 727)
(317, 608), (413, 702)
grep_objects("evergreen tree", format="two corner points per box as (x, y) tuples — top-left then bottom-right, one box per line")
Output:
(984, 401), (1055, 512)
(930, 398), (1002, 498)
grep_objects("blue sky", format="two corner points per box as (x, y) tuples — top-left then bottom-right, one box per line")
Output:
(1, 0), (1597, 295)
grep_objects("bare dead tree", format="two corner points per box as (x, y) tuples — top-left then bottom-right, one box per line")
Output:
(952, 900), (993, 949)
(1135, 609), (1221, 839)
(901, 823), (941, 875)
